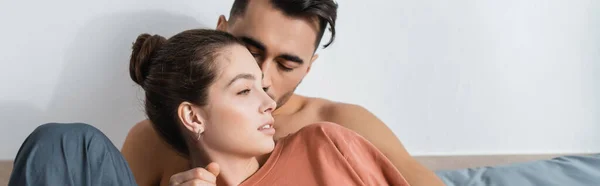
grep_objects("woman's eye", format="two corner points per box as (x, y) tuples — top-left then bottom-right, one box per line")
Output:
(237, 89), (251, 95)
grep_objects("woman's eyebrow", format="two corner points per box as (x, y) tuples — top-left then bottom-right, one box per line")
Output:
(227, 73), (255, 87)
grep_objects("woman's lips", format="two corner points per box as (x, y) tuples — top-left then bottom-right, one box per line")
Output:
(257, 123), (275, 135)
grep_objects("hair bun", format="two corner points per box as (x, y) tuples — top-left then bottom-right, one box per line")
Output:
(129, 33), (167, 87)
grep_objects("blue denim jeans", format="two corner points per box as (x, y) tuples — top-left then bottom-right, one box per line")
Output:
(9, 123), (137, 186)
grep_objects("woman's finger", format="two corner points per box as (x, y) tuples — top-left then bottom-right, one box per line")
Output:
(205, 162), (220, 177)
(169, 167), (217, 185)
(178, 179), (216, 186)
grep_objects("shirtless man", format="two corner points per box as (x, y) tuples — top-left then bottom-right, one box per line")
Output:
(121, 0), (444, 186)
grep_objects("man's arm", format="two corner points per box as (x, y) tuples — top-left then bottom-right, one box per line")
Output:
(121, 120), (166, 186)
(322, 103), (445, 186)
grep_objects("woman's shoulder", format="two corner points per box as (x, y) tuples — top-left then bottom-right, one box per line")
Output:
(282, 122), (365, 146)
(297, 121), (348, 133)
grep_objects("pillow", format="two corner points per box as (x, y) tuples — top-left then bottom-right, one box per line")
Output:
(435, 154), (600, 186)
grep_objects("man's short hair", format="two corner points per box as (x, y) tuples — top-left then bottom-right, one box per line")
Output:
(229, 0), (338, 49)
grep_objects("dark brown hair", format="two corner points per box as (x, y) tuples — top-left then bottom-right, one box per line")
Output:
(229, 0), (338, 49)
(129, 29), (242, 156)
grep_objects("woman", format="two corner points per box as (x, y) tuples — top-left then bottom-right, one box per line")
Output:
(9, 28), (409, 186)
(129, 28), (409, 186)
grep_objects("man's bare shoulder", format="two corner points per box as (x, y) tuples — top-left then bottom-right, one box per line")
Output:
(298, 96), (372, 123)
(121, 119), (190, 186)
(293, 96), (380, 130)
(290, 95), (370, 122)
(124, 120), (154, 142)
(122, 119), (167, 152)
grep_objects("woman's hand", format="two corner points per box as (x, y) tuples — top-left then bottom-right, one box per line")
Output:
(169, 162), (220, 186)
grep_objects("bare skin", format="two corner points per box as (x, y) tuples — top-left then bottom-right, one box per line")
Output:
(122, 0), (444, 185)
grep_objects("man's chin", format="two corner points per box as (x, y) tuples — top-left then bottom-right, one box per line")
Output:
(275, 92), (295, 110)
(275, 99), (284, 110)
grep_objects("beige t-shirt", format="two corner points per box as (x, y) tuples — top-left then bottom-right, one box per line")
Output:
(240, 122), (410, 186)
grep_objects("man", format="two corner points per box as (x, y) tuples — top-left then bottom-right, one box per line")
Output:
(121, 0), (445, 186)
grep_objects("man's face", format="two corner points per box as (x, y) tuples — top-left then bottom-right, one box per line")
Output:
(217, 0), (320, 109)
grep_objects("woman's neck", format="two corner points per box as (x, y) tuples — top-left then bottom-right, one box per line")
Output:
(189, 145), (260, 185)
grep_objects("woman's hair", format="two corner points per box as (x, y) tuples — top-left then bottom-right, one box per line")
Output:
(129, 29), (242, 156)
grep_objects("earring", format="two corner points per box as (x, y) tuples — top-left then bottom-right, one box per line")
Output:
(196, 127), (204, 141)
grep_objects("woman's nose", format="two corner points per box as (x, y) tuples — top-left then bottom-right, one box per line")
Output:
(261, 96), (276, 114)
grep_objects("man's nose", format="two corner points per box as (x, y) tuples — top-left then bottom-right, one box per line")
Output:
(260, 61), (273, 92)
(262, 77), (272, 92)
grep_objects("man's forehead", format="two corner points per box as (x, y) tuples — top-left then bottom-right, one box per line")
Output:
(230, 20), (318, 59)
(230, 0), (320, 50)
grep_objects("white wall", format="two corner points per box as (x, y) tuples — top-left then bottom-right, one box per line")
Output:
(0, 0), (598, 159)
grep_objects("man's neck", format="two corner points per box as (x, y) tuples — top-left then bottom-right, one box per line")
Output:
(272, 94), (304, 116)
(189, 145), (259, 185)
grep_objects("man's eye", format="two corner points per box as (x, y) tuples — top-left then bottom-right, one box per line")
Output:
(278, 63), (293, 72)
(237, 89), (251, 95)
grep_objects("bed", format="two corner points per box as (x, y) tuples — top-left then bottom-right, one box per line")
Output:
(422, 154), (600, 186)
(1, 154), (599, 185)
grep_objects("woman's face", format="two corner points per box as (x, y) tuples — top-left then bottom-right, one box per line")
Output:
(199, 44), (277, 157)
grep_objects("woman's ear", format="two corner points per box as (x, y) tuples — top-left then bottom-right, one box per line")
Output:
(177, 102), (205, 136)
